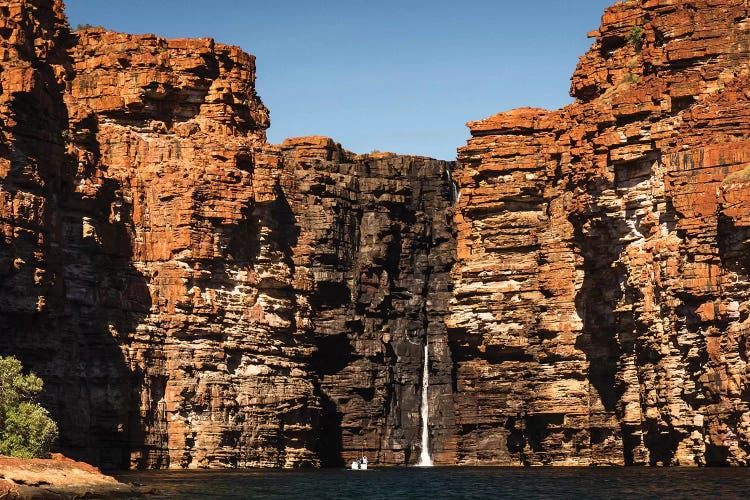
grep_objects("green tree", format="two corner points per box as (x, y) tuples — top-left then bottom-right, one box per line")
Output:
(0, 356), (58, 458)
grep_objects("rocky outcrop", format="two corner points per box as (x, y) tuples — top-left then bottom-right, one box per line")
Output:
(275, 137), (456, 465)
(0, 0), (455, 469)
(4, 0), (750, 469)
(451, 0), (750, 466)
(0, 454), (141, 498)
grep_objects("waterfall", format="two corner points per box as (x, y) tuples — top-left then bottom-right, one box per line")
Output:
(416, 342), (433, 466)
(444, 165), (460, 204)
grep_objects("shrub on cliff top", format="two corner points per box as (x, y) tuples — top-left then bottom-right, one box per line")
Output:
(0, 356), (58, 458)
(75, 23), (106, 31)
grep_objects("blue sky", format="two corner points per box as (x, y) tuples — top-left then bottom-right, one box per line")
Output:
(65, 0), (614, 160)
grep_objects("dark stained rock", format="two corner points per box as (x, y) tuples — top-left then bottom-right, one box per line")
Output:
(275, 137), (456, 465)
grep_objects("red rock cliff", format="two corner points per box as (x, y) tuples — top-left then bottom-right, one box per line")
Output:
(452, 0), (750, 465)
(3, 0), (750, 469)
(0, 0), (456, 468)
(1, 0), (321, 469)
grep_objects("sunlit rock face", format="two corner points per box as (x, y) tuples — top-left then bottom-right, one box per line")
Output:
(451, 0), (750, 466)
(1, 0), (317, 469)
(60, 29), (322, 469)
(4, 0), (750, 469)
(0, 0), (456, 468)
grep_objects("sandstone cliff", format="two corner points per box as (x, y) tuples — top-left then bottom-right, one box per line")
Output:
(452, 0), (750, 465)
(274, 137), (456, 466)
(0, 454), (141, 498)
(2, 0), (750, 469)
(0, 0), (455, 468)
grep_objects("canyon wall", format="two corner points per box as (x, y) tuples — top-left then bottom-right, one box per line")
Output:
(2, 0), (750, 469)
(452, 0), (750, 465)
(0, 0), (455, 468)
(275, 137), (456, 466)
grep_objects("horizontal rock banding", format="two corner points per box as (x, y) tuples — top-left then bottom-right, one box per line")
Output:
(452, 0), (750, 466)
(2, 0), (750, 469)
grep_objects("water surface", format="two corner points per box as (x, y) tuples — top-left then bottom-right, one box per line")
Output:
(116, 466), (750, 499)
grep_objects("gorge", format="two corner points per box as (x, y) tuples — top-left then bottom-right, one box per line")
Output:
(1, 0), (750, 470)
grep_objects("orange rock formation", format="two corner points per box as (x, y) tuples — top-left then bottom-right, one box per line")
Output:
(452, 0), (750, 465)
(2, 0), (750, 469)
(1, 0), (455, 468)
(0, 454), (139, 497)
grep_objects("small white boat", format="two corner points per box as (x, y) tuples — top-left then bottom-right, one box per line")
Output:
(350, 456), (368, 470)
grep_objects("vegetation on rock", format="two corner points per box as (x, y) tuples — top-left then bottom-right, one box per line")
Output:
(724, 165), (750, 183)
(0, 356), (58, 458)
(626, 24), (645, 52)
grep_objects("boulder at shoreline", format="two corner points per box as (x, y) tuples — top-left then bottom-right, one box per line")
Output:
(0, 454), (142, 498)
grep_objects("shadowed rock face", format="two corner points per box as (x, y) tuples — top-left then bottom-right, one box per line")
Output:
(274, 138), (456, 466)
(452, 0), (750, 466)
(3, 0), (750, 469)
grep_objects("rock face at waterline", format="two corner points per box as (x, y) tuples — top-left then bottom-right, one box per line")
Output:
(0, 0), (455, 468)
(1, 0), (750, 469)
(275, 137), (456, 466)
(0, 454), (141, 498)
(451, 0), (750, 465)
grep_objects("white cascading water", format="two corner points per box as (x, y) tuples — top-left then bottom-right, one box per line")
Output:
(416, 342), (433, 466)
(444, 166), (460, 204)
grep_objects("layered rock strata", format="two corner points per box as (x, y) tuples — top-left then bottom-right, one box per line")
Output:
(452, 0), (750, 466)
(2, 0), (317, 469)
(275, 137), (456, 466)
(0, 0), (455, 468)
(4, 0), (750, 470)
(61, 28), (324, 469)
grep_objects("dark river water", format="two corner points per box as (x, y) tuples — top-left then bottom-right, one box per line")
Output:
(114, 466), (750, 499)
